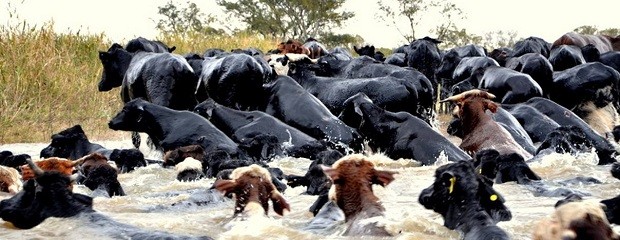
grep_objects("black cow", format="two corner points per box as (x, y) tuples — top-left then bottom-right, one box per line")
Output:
(0, 151), (30, 171)
(98, 43), (198, 110)
(511, 36), (551, 58)
(477, 66), (543, 104)
(328, 47), (353, 61)
(125, 37), (176, 53)
(286, 149), (343, 196)
(419, 160), (511, 239)
(76, 153), (125, 198)
(193, 99), (327, 160)
(203, 48), (226, 57)
(600, 51), (620, 73)
(548, 45), (586, 71)
(108, 99), (242, 165)
(517, 97), (617, 164)
(489, 47), (513, 67)
(353, 45), (385, 61)
(502, 104), (561, 143)
(287, 58), (420, 118)
(195, 53), (272, 110)
(303, 38), (329, 59)
(406, 36), (442, 91)
(436, 44), (486, 81)
(0, 159), (211, 239)
(260, 76), (363, 152)
(505, 53), (554, 97)
(384, 53), (407, 67)
(39, 125), (147, 173)
(474, 149), (541, 184)
(550, 62), (620, 112)
(339, 93), (470, 164)
(536, 126), (593, 155)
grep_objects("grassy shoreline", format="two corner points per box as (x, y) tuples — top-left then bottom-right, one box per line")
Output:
(0, 23), (279, 144)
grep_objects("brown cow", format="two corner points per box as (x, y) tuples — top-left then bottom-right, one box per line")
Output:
(213, 164), (289, 217)
(441, 89), (533, 159)
(321, 154), (398, 236)
(533, 201), (620, 240)
(552, 32), (618, 53)
(277, 39), (311, 55)
(20, 157), (83, 181)
(0, 165), (22, 194)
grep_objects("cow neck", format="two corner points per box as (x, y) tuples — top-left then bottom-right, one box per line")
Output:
(142, 104), (177, 143)
(359, 102), (392, 143)
(70, 138), (96, 160)
(460, 100), (490, 136)
(331, 59), (350, 76)
(336, 183), (385, 222)
(116, 50), (135, 79)
(210, 104), (254, 135)
(290, 65), (320, 90)
(444, 201), (492, 233)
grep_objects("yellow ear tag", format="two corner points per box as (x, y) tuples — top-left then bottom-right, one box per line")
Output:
(479, 168), (482, 174)
(448, 177), (456, 194)
(490, 194), (498, 201)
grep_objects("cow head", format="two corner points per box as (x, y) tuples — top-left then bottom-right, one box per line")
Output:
(353, 45), (375, 57)
(419, 160), (511, 230)
(109, 149), (146, 173)
(213, 164), (290, 217)
(174, 157), (205, 182)
(76, 153), (124, 197)
(108, 98), (151, 132)
(237, 133), (282, 161)
(286, 149), (343, 196)
(321, 154), (397, 221)
(436, 50), (461, 79)
(534, 200), (619, 240)
(98, 43), (132, 91)
(20, 157), (84, 183)
(536, 126), (593, 155)
(0, 158), (93, 229)
(0, 151), (29, 172)
(40, 124), (89, 158)
(163, 144), (205, 168)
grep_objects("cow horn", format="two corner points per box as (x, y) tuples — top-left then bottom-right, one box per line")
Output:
(72, 156), (87, 166)
(69, 174), (78, 183)
(310, 58), (318, 64)
(439, 94), (464, 103)
(26, 158), (44, 176)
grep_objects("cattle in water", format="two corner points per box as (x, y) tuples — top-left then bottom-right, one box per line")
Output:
(174, 157), (205, 182)
(474, 149), (541, 184)
(550, 62), (620, 111)
(535, 126), (593, 156)
(39, 124), (147, 173)
(339, 93), (471, 164)
(286, 56), (421, 118)
(108, 99), (243, 165)
(320, 154), (397, 236)
(405, 36), (443, 91)
(473, 66), (544, 104)
(20, 157), (83, 182)
(213, 164), (290, 217)
(534, 200), (619, 240)
(0, 159), (213, 239)
(98, 43), (198, 110)
(75, 153), (125, 197)
(163, 144), (206, 168)
(511, 97), (618, 164)
(442, 90), (533, 159)
(260, 76), (363, 152)
(419, 160), (511, 240)
(505, 53), (554, 97)
(125, 37), (176, 53)
(303, 38), (328, 59)
(0, 151), (30, 172)
(194, 99), (328, 160)
(511, 36), (551, 58)
(195, 53), (273, 110)
(552, 32), (619, 53)
(286, 149), (343, 196)
(503, 104), (561, 143)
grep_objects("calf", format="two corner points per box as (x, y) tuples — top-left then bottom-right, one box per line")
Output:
(533, 201), (619, 240)
(0, 159), (213, 239)
(441, 89), (533, 159)
(321, 154), (397, 236)
(213, 164), (290, 217)
(339, 93), (471, 164)
(419, 160), (511, 240)
(0, 165), (22, 194)
(76, 153), (125, 197)
(40, 124), (147, 173)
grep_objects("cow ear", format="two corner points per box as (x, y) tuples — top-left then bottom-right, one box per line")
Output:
(270, 191), (290, 216)
(168, 46), (176, 53)
(372, 169), (398, 187)
(484, 100), (498, 113)
(213, 179), (236, 195)
(370, 46), (375, 52)
(321, 165), (339, 181)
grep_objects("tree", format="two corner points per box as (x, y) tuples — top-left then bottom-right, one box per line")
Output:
(376, 0), (466, 44)
(573, 25), (598, 35)
(155, 1), (224, 36)
(599, 28), (620, 37)
(437, 27), (482, 49)
(216, 0), (354, 41)
(319, 33), (364, 48)
(481, 30), (519, 49)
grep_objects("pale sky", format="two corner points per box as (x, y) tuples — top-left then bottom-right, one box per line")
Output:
(1, 0), (618, 48)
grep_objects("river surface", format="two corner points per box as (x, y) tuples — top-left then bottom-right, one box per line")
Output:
(0, 127), (619, 240)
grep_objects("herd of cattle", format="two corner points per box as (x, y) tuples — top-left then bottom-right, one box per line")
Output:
(1, 32), (620, 239)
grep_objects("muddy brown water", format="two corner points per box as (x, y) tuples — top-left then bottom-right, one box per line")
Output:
(0, 125), (619, 239)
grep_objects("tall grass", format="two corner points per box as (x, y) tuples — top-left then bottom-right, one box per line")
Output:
(0, 23), (279, 144)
